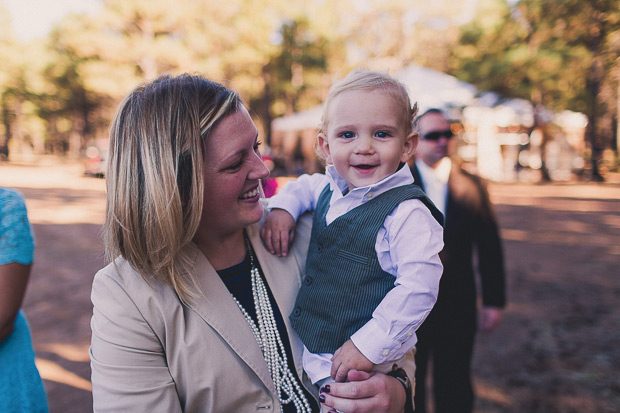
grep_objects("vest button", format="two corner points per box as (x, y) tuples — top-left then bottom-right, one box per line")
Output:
(317, 243), (323, 253)
(293, 307), (301, 317)
(304, 276), (313, 285)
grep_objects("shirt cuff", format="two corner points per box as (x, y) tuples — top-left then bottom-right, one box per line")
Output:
(350, 318), (417, 364)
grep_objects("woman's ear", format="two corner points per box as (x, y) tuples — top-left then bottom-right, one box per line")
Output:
(401, 131), (418, 163)
(317, 132), (333, 164)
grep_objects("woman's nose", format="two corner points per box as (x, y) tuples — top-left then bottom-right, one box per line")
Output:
(249, 151), (271, 180)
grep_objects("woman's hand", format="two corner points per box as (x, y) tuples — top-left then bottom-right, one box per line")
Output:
(319, 370), (406, 413)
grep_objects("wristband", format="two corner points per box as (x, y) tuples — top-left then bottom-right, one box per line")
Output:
(387, 368), (414, 413)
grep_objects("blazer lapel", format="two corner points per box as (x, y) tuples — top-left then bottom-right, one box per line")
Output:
(185, 242), (275, 395)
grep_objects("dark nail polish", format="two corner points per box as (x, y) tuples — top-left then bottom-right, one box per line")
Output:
(319, 394), (326, 403)
(319, 384), (330, 393)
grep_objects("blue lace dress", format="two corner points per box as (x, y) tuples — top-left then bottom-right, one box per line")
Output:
(0, 188), (48, 412)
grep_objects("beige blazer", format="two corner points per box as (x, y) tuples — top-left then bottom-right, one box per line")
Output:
(90, 214), (415, 412)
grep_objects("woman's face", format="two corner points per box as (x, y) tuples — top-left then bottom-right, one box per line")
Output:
(196, 106), (270, 241)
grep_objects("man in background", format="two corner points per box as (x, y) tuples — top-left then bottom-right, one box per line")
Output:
(410, 109), (506, 412)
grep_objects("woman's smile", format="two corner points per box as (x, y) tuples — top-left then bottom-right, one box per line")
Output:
(240, 186), (261, 200)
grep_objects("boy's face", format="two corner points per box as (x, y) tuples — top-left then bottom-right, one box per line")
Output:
(319, 89), (417, 190)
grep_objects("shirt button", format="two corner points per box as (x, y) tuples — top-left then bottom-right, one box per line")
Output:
(366, 192), (373, 199)
(407, 331), (413, 336)
(293, 307), (301, 317)
(304, 276), (313, 286)
(383, 349), (390, 356)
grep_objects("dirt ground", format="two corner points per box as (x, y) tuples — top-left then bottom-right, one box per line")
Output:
(1, 159), (619, 413)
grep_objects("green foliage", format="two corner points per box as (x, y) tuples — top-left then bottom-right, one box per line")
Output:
(1, 0), (617, 166)
(450, 0), (620, 177)
(0, 0), (347, 155)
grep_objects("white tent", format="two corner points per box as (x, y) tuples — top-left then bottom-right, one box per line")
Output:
(394, 65), (477, 113)
(271, 105), (324, 133)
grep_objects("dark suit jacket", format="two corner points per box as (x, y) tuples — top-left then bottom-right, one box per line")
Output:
(411, 162), (505, 335)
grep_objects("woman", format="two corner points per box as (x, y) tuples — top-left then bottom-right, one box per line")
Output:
(0, 187), (48, 412)
(90, 73), (413, 412)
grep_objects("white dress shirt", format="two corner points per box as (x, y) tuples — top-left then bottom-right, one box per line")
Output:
(414, 157), (452, 216)
(268, 165), (444, 383)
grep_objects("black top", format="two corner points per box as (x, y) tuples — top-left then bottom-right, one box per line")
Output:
(217, 251), (319, 413)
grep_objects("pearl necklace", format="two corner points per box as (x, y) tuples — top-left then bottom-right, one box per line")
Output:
(230, 236), (312, 413)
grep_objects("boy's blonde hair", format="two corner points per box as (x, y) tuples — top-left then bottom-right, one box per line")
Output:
(104, 73), (241, 302)
(320, 70), (418, 137)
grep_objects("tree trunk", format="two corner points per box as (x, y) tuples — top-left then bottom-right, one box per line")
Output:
(68, 111), (85, 159)
(586, 55), (605, 181)
(258, 67), (274, 146)
(616, 81), (620, 154)
(0, 94), (10, 161)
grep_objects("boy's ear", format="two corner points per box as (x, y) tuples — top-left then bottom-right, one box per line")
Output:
(401, 131), (418, 163)
(318, 132), (333, 164)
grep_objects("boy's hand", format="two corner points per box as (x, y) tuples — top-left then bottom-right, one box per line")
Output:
(260, 209), (296, 256)
(331, 339), (374, 382)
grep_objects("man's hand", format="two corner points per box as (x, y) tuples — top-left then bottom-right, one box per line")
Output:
(260, 209), (296, 256)
(480, 306), (503, 332)
(331, 339), (374, 382)
(319, 370), (407, 413)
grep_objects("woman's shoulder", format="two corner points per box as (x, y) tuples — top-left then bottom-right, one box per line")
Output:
(92, 256), (186, 337)
(0, 187), (27, 216)
(93, 257), (177, 305)
(95, 257), (139, 285)
(0, 187), (34, 265)
(0, 186), (25, 201)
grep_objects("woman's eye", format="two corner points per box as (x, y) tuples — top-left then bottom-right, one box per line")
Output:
(339, 131), (355, 139)
(254, 140), (262, 152)
(228, 159), (243, 170)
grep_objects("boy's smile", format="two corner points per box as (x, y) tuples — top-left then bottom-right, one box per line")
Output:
(319, 89), (416, 190)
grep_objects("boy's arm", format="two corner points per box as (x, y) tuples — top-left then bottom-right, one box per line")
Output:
(266, 173), (328, 219)
(350, 199), (444, 365)
(261, 173), (328, 256)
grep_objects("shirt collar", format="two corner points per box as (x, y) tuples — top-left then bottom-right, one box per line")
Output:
(416, 157), (451, 185)
(325, 164), (414, 197)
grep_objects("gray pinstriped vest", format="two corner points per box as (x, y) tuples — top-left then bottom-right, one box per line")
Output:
(290, 183), (443, 354)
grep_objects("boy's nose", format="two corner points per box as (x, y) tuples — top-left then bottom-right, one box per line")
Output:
(355, 136), (374, 153)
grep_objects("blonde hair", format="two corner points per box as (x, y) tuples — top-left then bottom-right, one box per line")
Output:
(320, 70), (418, 137)
(104, 73), (241, 302)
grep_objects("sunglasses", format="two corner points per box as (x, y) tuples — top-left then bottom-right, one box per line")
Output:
(421, 129), (454, 141)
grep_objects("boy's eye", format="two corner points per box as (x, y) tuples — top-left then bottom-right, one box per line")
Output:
(376, 131), (390, 138)
(339, 131), (355, 139)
